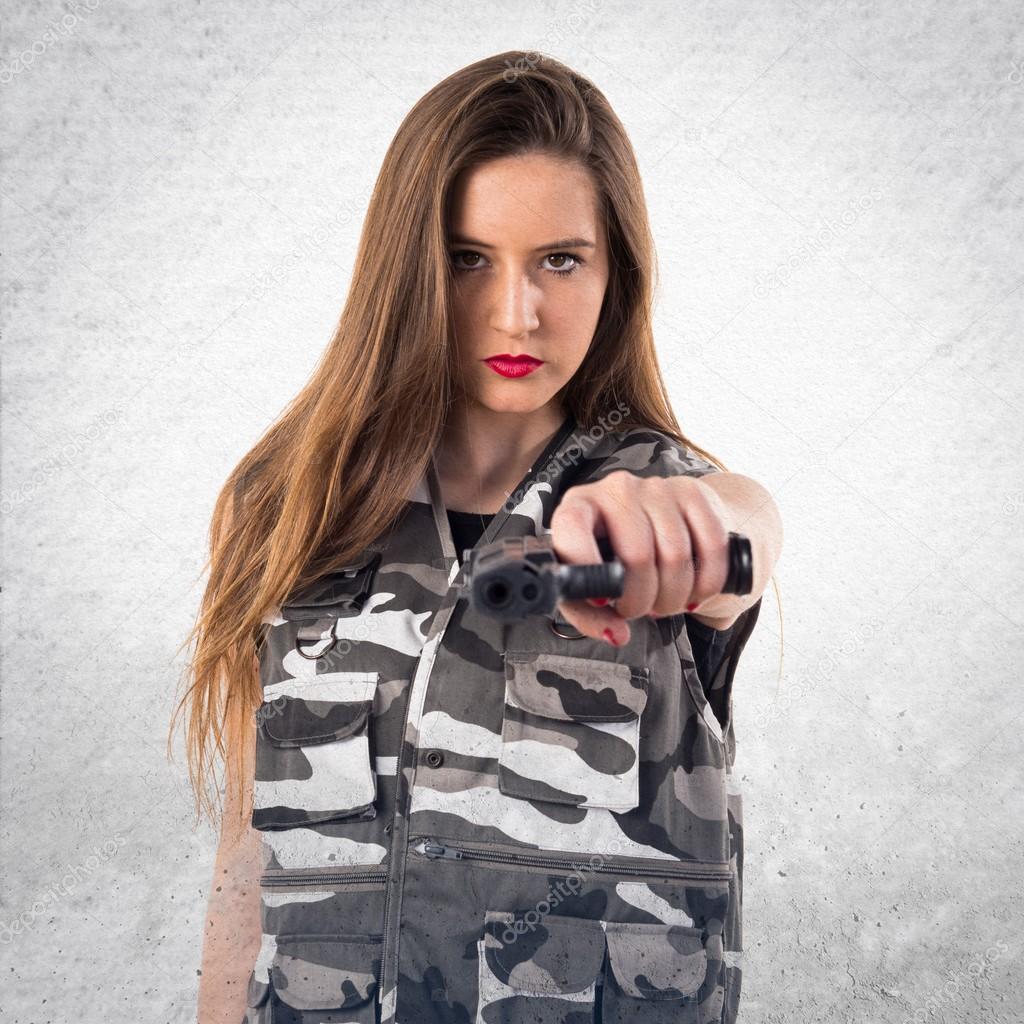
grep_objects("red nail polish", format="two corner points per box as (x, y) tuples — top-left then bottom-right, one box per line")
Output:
(686, 602), (699, 612)
(589, 597), (610, 607)
(602, 628), (620, 647)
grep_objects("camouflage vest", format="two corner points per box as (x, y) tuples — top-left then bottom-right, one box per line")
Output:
(242, 414), (762, 1024)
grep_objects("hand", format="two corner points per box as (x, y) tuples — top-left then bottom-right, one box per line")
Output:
(550, 470), (732, 646)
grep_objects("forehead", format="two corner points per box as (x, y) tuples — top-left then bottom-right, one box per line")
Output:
(448, 153), (602, 242)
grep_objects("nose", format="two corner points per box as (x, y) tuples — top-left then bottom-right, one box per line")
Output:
(487, 268), (541, 338)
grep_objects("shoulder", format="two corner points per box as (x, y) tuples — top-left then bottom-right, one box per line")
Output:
(571, 424), (721, 486)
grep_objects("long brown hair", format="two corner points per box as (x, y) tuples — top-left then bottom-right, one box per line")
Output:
(168, 50), (783, 839)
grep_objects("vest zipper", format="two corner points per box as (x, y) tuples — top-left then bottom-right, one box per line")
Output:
(259, 867), (389, 889)
(412, 836), (732, 882)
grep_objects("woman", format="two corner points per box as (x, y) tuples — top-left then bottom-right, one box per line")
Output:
(178, 50), (783, 1024)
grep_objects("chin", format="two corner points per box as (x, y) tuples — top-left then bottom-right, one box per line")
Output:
(473, 383), (558, 417)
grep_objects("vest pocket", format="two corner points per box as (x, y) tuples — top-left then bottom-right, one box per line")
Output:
(474, 911), (726, 1024)
(476, 909), (605, 1023)
(498, 651), (650, 812)
(247, 933), (382, 1021)
(252, 672), (379, 830)
(601, 920), (715, 1023)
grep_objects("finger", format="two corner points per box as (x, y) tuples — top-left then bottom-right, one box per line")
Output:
(602, 481), (659, 621)
(553, 473), (658, 622)
(555, 595), (630, 647)
(642, 486), (695, 617)
(680, 481), (730, 607)
(548, 483), (605, 568)
(548, 490), (632, 645)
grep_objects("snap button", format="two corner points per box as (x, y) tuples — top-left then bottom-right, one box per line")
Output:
(425, 749), (444, 768)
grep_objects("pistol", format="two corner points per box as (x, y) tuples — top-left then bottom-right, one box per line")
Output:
(462, 532), (752, 622)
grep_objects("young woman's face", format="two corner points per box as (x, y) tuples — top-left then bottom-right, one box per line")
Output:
(447, 152), (610, 417)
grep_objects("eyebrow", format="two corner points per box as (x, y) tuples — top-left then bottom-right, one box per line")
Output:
(448, 233), (596, 251)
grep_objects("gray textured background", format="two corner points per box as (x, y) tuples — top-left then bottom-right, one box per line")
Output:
(2, 1), (1022, 1021)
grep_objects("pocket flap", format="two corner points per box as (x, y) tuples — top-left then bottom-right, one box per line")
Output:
(281, 551), (382, 622)
(258, 673), (377, 747)
(270, 934), (382, 1010)
(504, 651), (649, 721)
(482, 910), (605, 994)
(604, 921), (708, 999)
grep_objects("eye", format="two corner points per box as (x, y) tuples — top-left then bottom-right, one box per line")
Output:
(449, 250), (585, 277)
(451, 250), (486, 271)
(543, 252), (583, 276)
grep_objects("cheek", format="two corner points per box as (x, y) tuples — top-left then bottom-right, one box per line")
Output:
(547, 281), (605, 349)
(450, 292), (478, 350)
(451, 285), (487, 335)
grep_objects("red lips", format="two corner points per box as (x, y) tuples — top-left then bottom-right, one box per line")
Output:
(483, 353), (544, 378)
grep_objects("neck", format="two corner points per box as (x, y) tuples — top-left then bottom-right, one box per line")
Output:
(436, 398), (567, 514)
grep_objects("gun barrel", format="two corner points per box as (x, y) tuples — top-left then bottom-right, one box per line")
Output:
(464, 530), (752, 620)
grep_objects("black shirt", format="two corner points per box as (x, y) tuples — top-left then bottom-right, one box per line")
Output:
(448, 508), (493, 566)
(446, 508), (733, 689)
